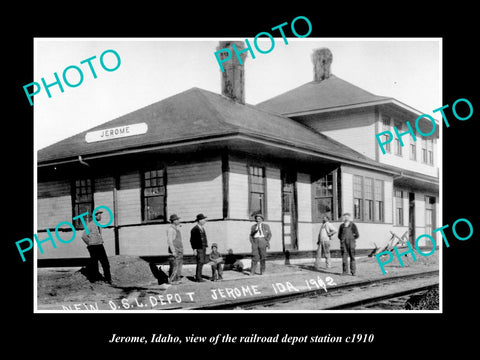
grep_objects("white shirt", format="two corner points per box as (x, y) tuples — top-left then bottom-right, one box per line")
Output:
(253, 223), (264, 238)
(319, 221), (336, 241)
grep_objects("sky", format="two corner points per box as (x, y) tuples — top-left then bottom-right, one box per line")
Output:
(34, 38), (441, 150)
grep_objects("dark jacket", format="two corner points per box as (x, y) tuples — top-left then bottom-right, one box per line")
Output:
(190, 224), (208, 249)
(338, 222), (359, 241)
(249, 222), (272, 242)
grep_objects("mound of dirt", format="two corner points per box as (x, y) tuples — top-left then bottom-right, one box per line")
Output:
(110, 255), (160, 287)
(37, 256), (161, 303)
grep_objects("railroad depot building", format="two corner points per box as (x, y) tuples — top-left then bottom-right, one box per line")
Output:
(37, 43), (439, 263)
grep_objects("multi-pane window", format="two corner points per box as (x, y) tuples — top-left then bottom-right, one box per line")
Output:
(249, 166), (266, 217)
(313, 173), (334, 221)
(394, 120), (402, 156)
(427, 138), (434, 165)
(410, 143), (417, 161)
(353, 175), (385, 222)
(364, 177), (374, 221)
(374, 180), (384, 222)
(73, 179), (94, 227)
(382, 116), (392, 153)
(395, 189), (404, 225)
(142, 169), (166, 221)
(421, 137), (428, 163)
(353, 175), (363, 220)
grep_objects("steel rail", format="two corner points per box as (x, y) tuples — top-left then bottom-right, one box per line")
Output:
(324, 283), (438, 310)
(191, 270), (439, 310)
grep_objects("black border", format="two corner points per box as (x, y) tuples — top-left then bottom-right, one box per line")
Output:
(6, 5), (479, 355)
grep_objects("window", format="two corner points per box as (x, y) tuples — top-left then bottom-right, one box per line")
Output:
(382, 116), (392, 153)
(382, 115), (391, 129)
(249, 166), (266, 217)
(142, 168), (166, 221)
(313, 173), (334, 221)
(73, 179), (94, 227)
(421, 137), (428, 163)
(375, 180), (384, 222)
(394, 120), (402, 156)
(353, 175), (363, 220)
(410, 143), (417, 161)
(364, 177), (374, 221)
(427, 138), (434, 165)
(353, 175), (385, 222)
(395, 189), (404, 225)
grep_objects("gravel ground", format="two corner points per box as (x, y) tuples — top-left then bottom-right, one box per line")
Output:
(37, 250), (440, 311)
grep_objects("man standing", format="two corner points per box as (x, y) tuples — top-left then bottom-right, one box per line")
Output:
(337, 213), (360, 276)
(166, 214), (183, 284)
(190, 213), (208, 282)
(315, 215), (336, 269)
(81, 210), (112, 284)
(249, 214), (272, 275)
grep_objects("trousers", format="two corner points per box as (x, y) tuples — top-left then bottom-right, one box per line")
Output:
(251, 237), (268, 274)
(195, 248), (207, 280)
(315, 239), (331, 268)
(86, 244), (111, 282)
(168, 253), (183, 282)
(340, 238), (356, 274)
(211, 262), (223, 280)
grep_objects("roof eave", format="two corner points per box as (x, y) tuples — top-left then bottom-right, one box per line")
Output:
(279, 98), (438, 123)
(38, 131), (398, 175)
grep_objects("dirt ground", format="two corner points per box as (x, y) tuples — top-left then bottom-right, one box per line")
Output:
(37, 250), (440, 311)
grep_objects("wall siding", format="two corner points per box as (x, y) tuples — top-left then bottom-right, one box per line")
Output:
(36, 228), (115, 259)
(379, 147), (438, 177)
(229, 160), (249, 219)
(167, 160), (222, 221)
(296, 108), (376, 158)
(296, 172), (312, 223)
(384, 180), (393, 224)
(266, 167), (282, 221)
(37, 195), (72, 230)
(37, 180), (72, 230)
(38, 180), (71, 198)
(341, 172), (353, 216)
(94, 176), (114, 225)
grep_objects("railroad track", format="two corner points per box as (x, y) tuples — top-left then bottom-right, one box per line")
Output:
(193, 270), (439, 310)
(324, 283), (438, 310)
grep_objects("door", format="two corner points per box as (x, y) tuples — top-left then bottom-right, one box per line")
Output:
(282, 171), (298, 251)
(425, 196), (436, 240)
(408, 192), (416, 245)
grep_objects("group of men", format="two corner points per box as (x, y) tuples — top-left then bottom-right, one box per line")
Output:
(315, 213), (359, 276)
(167, 212), (272, 283)
(80, 210), (360, 286)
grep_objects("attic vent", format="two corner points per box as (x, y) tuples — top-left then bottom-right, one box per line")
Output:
(312, 48), (333, 81)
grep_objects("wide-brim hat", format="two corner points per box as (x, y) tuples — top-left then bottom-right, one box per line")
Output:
(169, 214), (180, 222)
(195, 213), (207, 221)
(254, 213), (264, 220)
(211, 243), (218, 248)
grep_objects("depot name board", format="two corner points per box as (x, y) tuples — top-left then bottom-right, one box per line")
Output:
(85, 122), (148, 143)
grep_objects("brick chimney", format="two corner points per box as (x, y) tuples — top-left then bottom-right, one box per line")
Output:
(217, 41), (247, 104)
(312, 48), (333, 81)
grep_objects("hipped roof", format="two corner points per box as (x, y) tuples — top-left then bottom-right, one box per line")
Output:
(37, 87), (391, 172)
(256, 75), (400, 115)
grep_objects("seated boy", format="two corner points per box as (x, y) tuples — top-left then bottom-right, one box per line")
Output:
(208, 243), (224, 281)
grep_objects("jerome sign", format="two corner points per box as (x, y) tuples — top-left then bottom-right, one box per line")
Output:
(85, 122), (148, 143)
